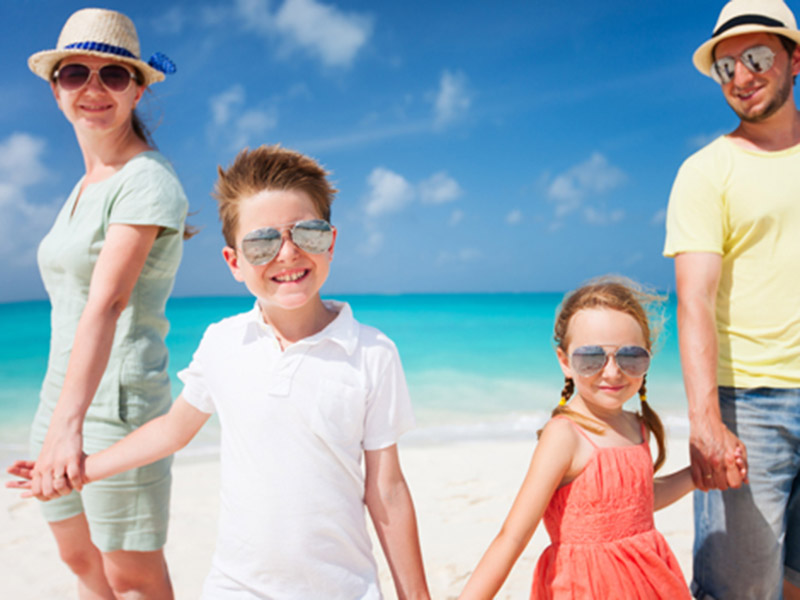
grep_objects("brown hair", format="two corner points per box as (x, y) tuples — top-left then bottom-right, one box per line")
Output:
(548, 275), (668, 472)
(213, 145), (336, 247)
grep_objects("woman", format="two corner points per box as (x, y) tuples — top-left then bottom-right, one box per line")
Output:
(25, 8), (187, 598)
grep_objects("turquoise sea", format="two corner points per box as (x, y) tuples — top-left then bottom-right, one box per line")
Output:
(0, 293), (688, 463)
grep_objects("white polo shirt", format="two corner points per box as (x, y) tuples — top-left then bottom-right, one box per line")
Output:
(178, 301), (416, 600)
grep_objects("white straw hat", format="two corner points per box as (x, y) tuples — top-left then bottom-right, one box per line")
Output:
(693, 0), (800, 77)
(28, 8), (175, 87)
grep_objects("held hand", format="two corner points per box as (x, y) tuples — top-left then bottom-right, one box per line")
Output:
(6, 460), (35, 497)
(30, 428), (86, 501)
(689, 418), (748, 492)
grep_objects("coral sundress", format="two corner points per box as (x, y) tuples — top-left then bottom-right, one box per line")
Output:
(530, 417), (691, 599)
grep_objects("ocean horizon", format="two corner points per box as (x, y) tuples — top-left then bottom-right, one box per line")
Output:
(0, 292), (689, 463)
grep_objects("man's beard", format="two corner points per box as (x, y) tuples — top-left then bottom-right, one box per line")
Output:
(730, 69), (794, 123)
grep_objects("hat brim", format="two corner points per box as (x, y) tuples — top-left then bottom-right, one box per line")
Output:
(28, 48), (165, 87)
(693, 25), (800, 77)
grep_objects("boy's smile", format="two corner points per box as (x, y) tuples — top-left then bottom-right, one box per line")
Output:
(222, 188), (337, 324)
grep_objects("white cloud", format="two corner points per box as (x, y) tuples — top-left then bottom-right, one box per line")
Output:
(419, 171), (462, 204)
(546, 153), (627, 218)
(506, 209), (522, 225)
(0, 133), (49, 188)
(436, 248), (481, 265)
(364, 167), (415, 217)
(358, 229), (384, 255)
(151, 7), (187, 34)
(434, 70), (471, 128)
(208, 85), (277, 150)
(0, 133), (58, 268)
(651, 208), (667, 225)
(688, 130), (726, 149)
(583, 206), (625, 225)
(210, 85), (246, 126)
(276, 0), (373, 67)
(236, 0), (272, 28)
(449, 209), (465, 226)
(235, 0), (372, 68)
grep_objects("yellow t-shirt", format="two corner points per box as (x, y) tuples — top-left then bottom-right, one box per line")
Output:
(664, 135), (800, 388)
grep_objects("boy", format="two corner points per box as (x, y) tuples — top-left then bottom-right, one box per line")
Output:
(12, 145), (430, 600)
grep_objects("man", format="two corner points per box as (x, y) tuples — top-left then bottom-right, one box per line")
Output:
(664, 1), (800, 598)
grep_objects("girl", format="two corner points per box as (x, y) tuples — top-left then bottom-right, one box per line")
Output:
(21, 8), (186, 598)
(460, 277), (734, 599)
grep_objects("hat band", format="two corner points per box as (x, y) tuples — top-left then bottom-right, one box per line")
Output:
(63, 41), (137, 60)
(713, 14), (786, 37)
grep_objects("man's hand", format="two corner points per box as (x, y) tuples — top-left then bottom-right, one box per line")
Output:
(690, 417), (748, 491)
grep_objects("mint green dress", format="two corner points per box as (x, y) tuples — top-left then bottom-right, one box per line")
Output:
(31, 151), (188, 552)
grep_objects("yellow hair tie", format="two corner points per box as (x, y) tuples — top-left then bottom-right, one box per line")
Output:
(640, 394), (647, 403)
(559, 396), (567, 406)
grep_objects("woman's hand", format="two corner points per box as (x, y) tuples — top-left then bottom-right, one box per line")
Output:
(29, 427), (86, 500)
(6, 452), (87, 500)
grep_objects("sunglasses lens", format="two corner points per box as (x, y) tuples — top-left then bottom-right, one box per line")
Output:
(711, 45), (776, 84)
(241, 228), (282, 265)
(99, 65), (133, 91)
(711, 57), (736, 84)
(291, 220), (333, 254)
(571, 346), (607, 377)
(741, 45), (774, 74)
(616, 346), (651, 377)
(56, 64), (90, 90)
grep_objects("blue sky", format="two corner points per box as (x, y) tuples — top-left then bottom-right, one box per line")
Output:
(1, 0), (750, 302)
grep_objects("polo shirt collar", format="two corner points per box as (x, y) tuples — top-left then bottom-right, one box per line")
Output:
(245, 300), (359, 355)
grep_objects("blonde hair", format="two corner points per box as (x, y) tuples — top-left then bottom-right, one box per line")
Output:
(547, 275), (668, 472)
(213, 145), (336, 247)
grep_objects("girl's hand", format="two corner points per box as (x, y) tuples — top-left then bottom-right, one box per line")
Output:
(733, 446), (748, 483)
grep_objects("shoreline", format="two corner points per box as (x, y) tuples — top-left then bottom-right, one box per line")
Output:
(1, 430), (693, 599)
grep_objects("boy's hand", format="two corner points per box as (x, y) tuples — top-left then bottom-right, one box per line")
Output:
(6, 457), (88, 500)
(6, 460), (36, 497)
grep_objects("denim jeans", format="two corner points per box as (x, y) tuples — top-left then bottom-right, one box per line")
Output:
(692, 387), (800, 600)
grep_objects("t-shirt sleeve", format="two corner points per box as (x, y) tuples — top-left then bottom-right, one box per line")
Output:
(178, 330), (217, 415)
(362, 341), (416, 451)
(663, 160), (725, 257)
(108, 154), (188, 234)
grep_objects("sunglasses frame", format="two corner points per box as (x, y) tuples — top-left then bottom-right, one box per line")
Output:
(53, 62), (139, 93)
(710, 44), (776, 85)
(569, 344), (651, 378)
(240, 219), (334, 266)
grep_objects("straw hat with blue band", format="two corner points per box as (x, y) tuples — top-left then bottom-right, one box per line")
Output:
(693, 0), (800, 78)
(28, 8), (175, 87)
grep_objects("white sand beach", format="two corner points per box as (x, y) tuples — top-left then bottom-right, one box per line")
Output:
(1, 432), (693, 599)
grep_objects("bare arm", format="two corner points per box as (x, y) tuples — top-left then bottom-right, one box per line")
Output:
(86, 396), (209, 482)
(459, 419), (576, 600)
(675, 252), (747, 491)
(10, 397), (209, 497)
(32, 224), (160, 500)
(654, 467), (695, 510)
(364, 445), (429, 600)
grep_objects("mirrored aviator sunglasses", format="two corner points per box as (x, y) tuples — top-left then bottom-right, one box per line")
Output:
(54, 63), (137, 92)
(240, 219), (333, 266)
(570, 345), (651, 378)
(710, 44), (775, 84)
